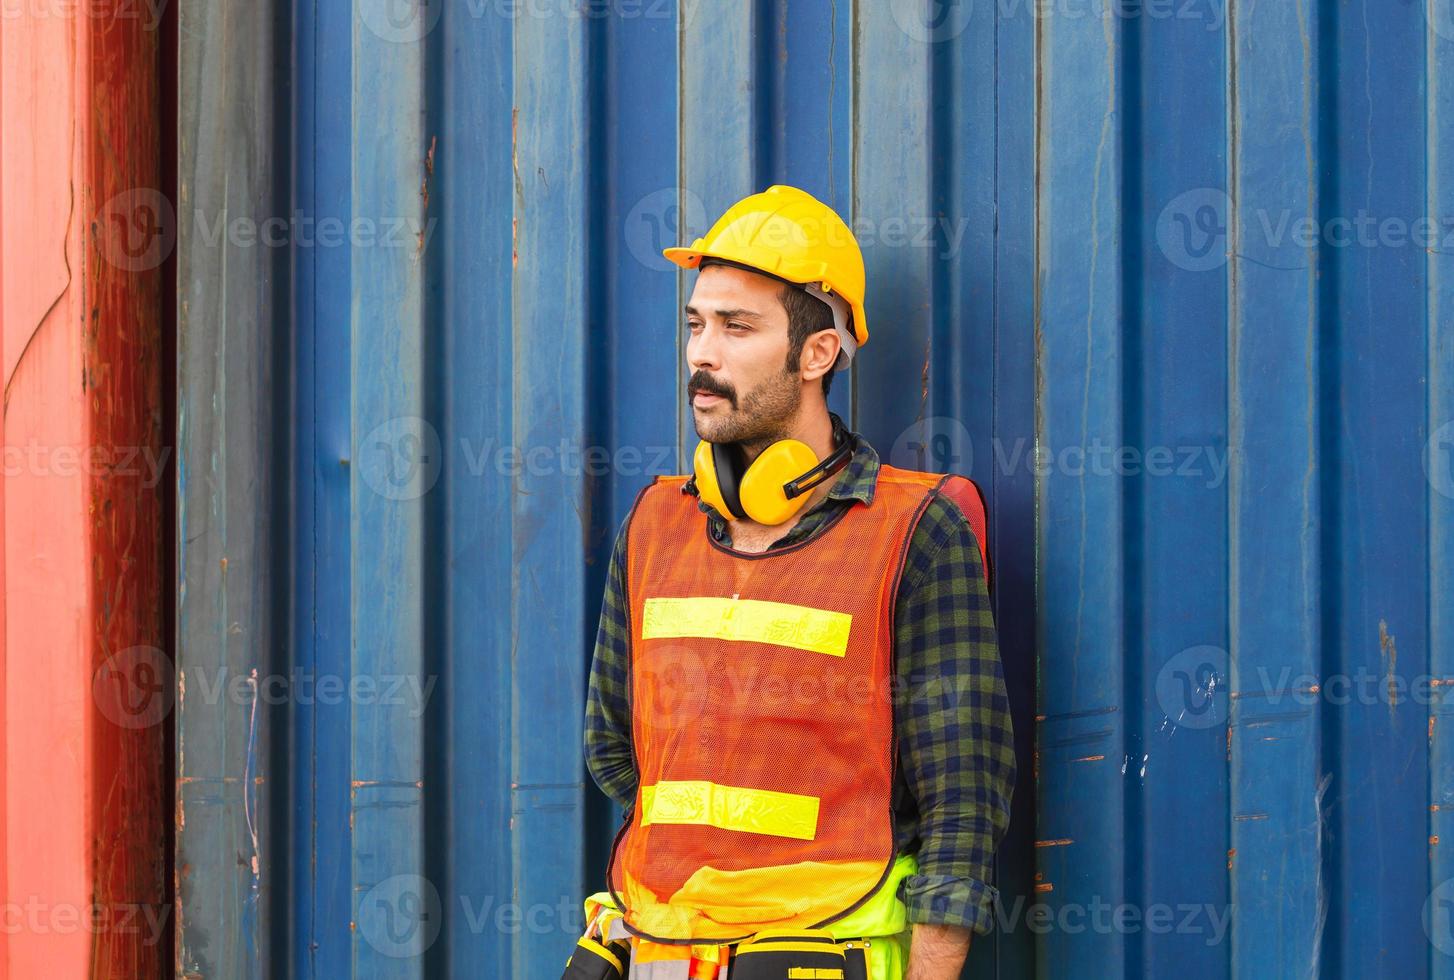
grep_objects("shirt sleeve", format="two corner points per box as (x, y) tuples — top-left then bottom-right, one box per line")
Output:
(584, 514), (638, 810)
(894, 496), (1017, 934)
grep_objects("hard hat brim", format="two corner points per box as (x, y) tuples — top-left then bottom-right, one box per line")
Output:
(662, 246), (704, 268)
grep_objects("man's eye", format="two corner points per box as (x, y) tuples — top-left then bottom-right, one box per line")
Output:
(727, 322), (749, 331)
(685, 321), (702, 332)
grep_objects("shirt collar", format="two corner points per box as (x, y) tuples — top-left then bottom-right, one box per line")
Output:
(684, 411), (880, 520)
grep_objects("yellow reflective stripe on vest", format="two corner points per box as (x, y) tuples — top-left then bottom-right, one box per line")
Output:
(641, 596), (852, 657)
(641, 781), (820, 841)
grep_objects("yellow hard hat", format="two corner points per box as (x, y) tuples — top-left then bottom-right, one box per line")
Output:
(663, 185), (869, 348)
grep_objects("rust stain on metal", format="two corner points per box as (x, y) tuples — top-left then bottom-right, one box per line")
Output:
(919, 338), (931, 414)
(1035, 838), (1074, 848)
(1231, 682), (1318, 699)
(511, 106), (521, 268)
(422, 134), (437, 210)
(1227, 848), (1235, 870)
(1034, 883), (1054, 893)
(1070, 754), (1104, 763)
(1379, 618), (1398, 708)
(178, 776), (241, 784)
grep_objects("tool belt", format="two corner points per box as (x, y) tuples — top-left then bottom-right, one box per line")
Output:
(563, 854), (918, 980)
(562, 922), (883, 980)
(725, 929), (874, 979)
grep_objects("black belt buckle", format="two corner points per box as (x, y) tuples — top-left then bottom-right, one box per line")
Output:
(728, 931), (844, 979)
(841, 940), (870, 980)
(726, 931), (875, 980)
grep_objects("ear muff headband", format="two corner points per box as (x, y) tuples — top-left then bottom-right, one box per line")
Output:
(711, 439), (748, 519)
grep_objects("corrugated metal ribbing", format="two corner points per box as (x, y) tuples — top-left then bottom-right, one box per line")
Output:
(1432, 9), (1454, 980)
(1227, 1), (1321, 975)
(175, 1), (1454, 977)
(1033, 1), (1447, 978)
(1034, 1), (1128, 974)
(176, 0), (290, 975)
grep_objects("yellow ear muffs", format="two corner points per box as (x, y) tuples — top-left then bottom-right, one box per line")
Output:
(692, 439), (733, 519)
(691, 419), (855, 527)
(736, 439), (822, 525)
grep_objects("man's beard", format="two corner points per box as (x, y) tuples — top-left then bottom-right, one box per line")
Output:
(690, 364), (802, 451)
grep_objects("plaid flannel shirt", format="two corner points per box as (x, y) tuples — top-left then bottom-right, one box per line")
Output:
(583, 415), (1016, 933)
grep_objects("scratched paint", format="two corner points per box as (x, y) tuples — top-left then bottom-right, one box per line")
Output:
(2, 1), (166, 978)
(175, 0), (287, 976)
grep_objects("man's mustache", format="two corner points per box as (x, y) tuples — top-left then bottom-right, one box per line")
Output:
(687, 373), (736, 405)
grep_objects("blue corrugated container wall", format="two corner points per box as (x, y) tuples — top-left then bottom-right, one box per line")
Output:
(174, 0), (1454, 976)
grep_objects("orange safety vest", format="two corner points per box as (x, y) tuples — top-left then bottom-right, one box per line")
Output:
(606, 463), (989, 944)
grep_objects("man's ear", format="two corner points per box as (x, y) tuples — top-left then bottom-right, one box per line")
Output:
(799, 329), (842, 382)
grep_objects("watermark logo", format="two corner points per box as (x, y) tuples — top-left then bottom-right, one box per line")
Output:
(636, 643), (709, 733)
(97, 188), (175, 273)
(1154, 645), (1229, 730)
(1426, 419), (1454, 501)
(890, 0), (975, 43)
(359, 0), (692, 43)
(624, 187), (708, 272)
(93, 646), (173, 730)
(890, 415), (975, 475)
(359, 416), (443, 502)
(1157, 188), (1230, 273)
(359, 874), (442, 958)
(1426, 877), (1454, 956)
(359, 0), (443, 43)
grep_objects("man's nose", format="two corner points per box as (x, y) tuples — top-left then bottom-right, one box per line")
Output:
(687, 324), (723, 372)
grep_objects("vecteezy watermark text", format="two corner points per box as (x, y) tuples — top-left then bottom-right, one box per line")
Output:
(1155, 643), (1452, 731)
(0, 899), (170, 945)
(1, 0), (168, 29)
(3, 441), (169, 487)
(93, 647), (437, 730)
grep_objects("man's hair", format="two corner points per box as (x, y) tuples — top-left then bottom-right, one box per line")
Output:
(780, 282), (837, 397)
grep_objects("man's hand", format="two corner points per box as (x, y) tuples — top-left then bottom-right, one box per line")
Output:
(905, 922), (972, 980)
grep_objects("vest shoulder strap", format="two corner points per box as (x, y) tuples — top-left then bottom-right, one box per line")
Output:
(935, 474), (991, 592)
(878, 465), (991, 591)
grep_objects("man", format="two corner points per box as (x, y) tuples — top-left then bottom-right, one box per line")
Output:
(581, 186), (1015, 980)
